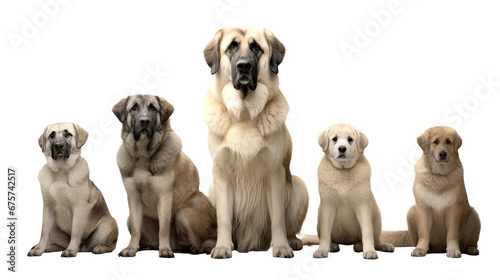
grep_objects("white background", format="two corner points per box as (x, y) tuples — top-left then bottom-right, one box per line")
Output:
(1, 0), (499, 279)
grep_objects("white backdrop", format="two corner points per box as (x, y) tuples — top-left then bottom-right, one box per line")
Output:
(1, 0), (499, 279)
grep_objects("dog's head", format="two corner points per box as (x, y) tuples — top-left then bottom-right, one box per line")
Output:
(112, 95), (174, 141)
(318, 124), (368, 169)
(204, 27), (285, 96)
(38, 122), (88, 164)
(417, 126), (462, 174)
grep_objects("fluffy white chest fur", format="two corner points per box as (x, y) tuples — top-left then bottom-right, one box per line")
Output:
(318, 156), (372, 202)
(414, 183), (460, 213)
(223, 122), (266, 160)
(39, 167), (89, 234)
(203, 83), (291, 251)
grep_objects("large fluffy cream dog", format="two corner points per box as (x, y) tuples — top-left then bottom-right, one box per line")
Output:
(381, 126), (480, 258)
(113, 95), (217, 258)
(202, 27), (309, 258)
(310, 124), (394, 259)
(28, 122), (118, 257)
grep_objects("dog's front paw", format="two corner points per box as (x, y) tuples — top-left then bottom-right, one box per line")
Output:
(211, 246), (232, 259)
(273, 245), (294, 258)
(28, 247), (44, 257)
(363, 250), (378, 259)
(411, 248), (427, 257)
(61, 249), (77, 257)
(446, 249), (462, 258)
(118, 247), (138, 257)
(313, 248), (329, 258)
(159, 248), (174, 258)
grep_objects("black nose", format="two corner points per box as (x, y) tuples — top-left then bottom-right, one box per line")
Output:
(54, 142), (64, 150)
(439, 151), (447, 159)
(139, 117), (150, 126)
(236, 59), (252, 72)
(338, 146), (347, 153)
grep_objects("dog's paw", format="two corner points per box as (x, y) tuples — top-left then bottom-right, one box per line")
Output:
(190, 246), (201, 254)
(353, 242), (363, 252)
(27, 247), (44, 257)
(61, 249), (77, 257)
(159, 248), (175, 258)
(411, 248), (427, 257)
(313, 248), (329, 258)
(377, 243), (395, 252)
(363, 250), (378, 259)
(211, 246), (232, 259)
(92, 245), (112, 254)
(273, 245), (294, 258)
(465, 247), (479, 255)
(446, 249), (462, 258)
(330, 243), (340, 252)
(288, 238), (303, 251)
(118, 247), (138, 257)
(200, 239), (216, 254)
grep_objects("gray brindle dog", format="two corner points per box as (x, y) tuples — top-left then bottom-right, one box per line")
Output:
(113, 95), (217, 258)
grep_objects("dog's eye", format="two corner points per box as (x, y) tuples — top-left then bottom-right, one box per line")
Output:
(446, 138), (451, 145)
(131, 104), (138, 112)
(347, 136), (353, 143)
(49, 132), (55, 139)
(332, 137), (337, 142)
(250, 43), (261, 52)
(149, 105), (156, 112)
(433, 139), (439, 144)
(227, 42), (238, 51)
(65, 132), (72, 138)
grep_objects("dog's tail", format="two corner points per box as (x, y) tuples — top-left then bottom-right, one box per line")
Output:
(301, 231), (413, 247)
(300, 234), (319, 245)
(380, 230), (413, 247)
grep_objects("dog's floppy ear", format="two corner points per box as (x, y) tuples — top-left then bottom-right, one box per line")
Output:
(356, 130), (369, 153)
(73, 123), (89, 149)
(38, 126), (48, 152)
(204, 30), (222, 75)
(265, 29), (286, 74)
(112, 97), (129, 123)
(417, 129), (430, 155)
(157, 96), (174, 123)
(453, 131), (462, 152)
(318, 128), (331, 152)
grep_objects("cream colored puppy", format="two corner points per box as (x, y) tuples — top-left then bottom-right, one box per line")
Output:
(313, 124), (394, 259)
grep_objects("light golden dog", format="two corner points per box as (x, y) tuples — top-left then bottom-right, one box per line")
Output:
(307, 124), (394, 259)
(29, 122), (118, 257)
(381, 126), (480, 258)
(202, 27), (309, 258)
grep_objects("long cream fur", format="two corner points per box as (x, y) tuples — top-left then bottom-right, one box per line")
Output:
(202, 27), (308, 259)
